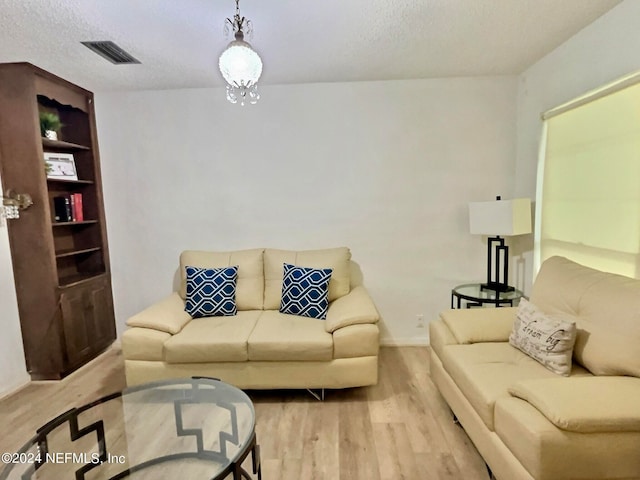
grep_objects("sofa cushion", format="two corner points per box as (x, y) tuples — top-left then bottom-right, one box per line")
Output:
(509, 299), (577, 376)
(574, 282), (640, 377)
(184, 265), (238, 317)
(279, 263), (332, 319)
(264, 247), (351, 310)
(163, 310), (261, 363)
(508, 377), (640, 433)
(179, 249), (264, 310)
(530, 256), (601, 317)
(531, 256), (640, 376)
(248, 310), (333, 361)
(440, 343), (591, 431)
(573, 317), (640, 377)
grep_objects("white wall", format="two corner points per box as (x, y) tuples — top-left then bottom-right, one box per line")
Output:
(96, 77), (518, 344)
(0, 182), (29, 397)
(514, 0), (640, 290)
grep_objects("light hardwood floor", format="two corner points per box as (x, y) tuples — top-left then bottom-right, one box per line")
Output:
(0, 347), (489, 479)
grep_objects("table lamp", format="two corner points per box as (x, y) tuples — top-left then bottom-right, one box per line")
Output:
(469, 196), (532, 292)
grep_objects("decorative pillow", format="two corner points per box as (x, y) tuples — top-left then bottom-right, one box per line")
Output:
(280, 263), (333, 320)
(509, 298), (578, 376)
(184, 266), (238, 318)
(264, 248), (351, 309)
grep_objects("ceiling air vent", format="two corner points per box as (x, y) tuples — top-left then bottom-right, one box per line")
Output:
(81, 41), (140, 65)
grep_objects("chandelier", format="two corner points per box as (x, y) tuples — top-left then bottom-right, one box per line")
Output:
(218, 0), (263, 106)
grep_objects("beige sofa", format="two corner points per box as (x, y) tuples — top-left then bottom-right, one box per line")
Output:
(430, 256), (640, 480)
(122, 247), (380, 390)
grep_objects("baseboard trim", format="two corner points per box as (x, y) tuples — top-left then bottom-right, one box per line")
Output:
(380, 337), (429, 347)
(0, 377), (30, 401)
(31, 342), (122, 385)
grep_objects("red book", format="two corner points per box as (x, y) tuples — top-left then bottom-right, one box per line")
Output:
(73, 193), (84, 222)
(69, 194), (76, 221)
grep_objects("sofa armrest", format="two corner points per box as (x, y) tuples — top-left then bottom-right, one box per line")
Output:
(508, 377), (640, 433)
(122, 327), (171, 361)
(126, 292), (191, 334)
(440, 307), (517, 344)
(333, 324), (379, 359)
(429, 319), (459, 360)
(325, 286), (379, 333)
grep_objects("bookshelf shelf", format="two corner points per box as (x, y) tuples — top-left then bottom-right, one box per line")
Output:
(52, 220), (98, 227)
(55, 246), (102, 258)
(42, 137), (90, 150)
(58, 272), (107, 288)
(47, 178), (94, 185)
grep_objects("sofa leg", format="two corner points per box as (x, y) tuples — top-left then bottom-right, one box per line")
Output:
(306, 388), (325, 401)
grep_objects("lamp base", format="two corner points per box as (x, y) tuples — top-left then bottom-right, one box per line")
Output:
(480, 282), (515, 293)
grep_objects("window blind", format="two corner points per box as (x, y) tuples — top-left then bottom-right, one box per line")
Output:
(538, 80), (640, 278)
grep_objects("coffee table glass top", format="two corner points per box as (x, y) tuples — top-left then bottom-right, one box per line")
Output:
(0, 378), (256, 480)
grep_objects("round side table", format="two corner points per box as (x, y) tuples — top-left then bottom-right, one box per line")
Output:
(451, 283), (524, 309)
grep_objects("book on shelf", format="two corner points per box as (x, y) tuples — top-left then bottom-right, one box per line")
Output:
(73, 193), (84, 221)
(53, 193), (83, 222)
(53, 196), (71, 222)
(69, 194), (76, 221)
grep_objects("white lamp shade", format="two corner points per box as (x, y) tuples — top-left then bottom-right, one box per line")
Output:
(218, 40), (263, 87)
(469, 198), (532, 236)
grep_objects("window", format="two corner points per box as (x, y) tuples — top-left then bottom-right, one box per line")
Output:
(536, 75), (640, 278)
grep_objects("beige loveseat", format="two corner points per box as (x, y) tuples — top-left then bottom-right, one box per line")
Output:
(430, 256), (640, 480)
(122, 247), (380, 390)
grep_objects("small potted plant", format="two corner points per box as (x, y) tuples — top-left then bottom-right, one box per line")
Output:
(39, 112), (63, 140)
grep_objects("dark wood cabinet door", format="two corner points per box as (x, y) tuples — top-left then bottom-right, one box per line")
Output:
(60, 286), (93, 367)
(87, 277), (116, 350)
(60, 276), (115, 369)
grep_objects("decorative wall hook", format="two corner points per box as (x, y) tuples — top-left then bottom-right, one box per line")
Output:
(2, 189), (33, 219)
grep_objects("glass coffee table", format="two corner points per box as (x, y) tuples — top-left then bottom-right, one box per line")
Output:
(0, 378), (261, 480)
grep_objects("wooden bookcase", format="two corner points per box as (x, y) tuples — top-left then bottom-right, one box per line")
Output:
(0, 63), (116, 380)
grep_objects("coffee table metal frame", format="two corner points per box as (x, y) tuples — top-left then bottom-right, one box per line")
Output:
(0, 377), (261, 480)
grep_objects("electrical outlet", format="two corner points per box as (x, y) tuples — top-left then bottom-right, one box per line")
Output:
(416, 314), (424, 328)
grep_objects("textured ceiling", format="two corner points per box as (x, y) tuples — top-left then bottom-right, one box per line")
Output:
(0, 0), (622, 92)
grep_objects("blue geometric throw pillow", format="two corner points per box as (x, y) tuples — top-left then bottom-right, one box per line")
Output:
(280, 263), (333, 320)
(184, 265), (238, 318)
